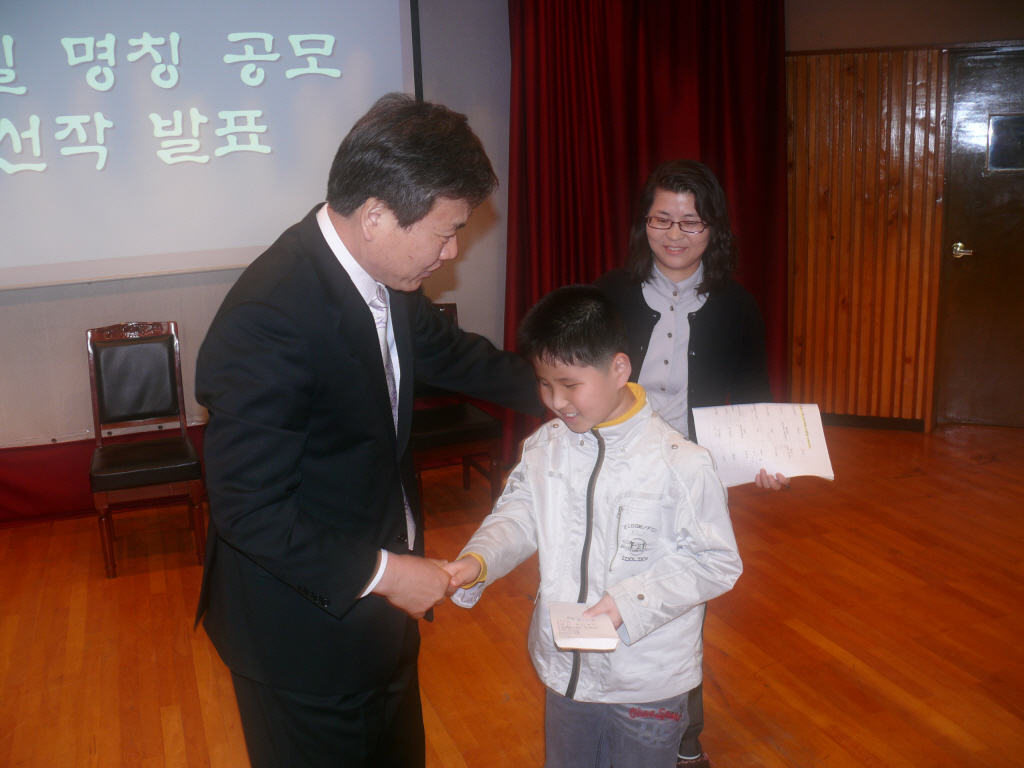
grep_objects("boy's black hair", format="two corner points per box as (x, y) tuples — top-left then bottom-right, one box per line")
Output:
(516, 285), (629, 369)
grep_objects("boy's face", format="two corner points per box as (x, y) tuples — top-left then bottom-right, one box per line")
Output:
(533, 353), (633, 434)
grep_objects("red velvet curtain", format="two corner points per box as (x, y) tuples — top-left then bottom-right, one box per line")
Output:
(505, 0), (788, 401)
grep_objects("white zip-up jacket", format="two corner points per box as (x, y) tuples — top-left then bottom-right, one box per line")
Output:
(454, 386), (742, 704)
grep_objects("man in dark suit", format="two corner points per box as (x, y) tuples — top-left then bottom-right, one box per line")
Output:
(195, 93), (542, 767)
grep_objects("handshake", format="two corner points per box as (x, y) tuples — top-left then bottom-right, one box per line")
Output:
(369, 552), (482, 619)
(370, 552), (623, 628)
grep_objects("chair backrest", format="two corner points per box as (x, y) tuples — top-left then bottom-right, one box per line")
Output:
(86, 321), (188, 447)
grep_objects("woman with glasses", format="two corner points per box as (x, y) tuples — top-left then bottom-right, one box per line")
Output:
(595, 159), (786, 766)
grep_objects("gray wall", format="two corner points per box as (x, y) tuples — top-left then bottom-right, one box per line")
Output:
(0, 270), (242, 448)
(786, 0), (1024, 51)
(0, 0), (512, 450)
(416, 0), (512, 345)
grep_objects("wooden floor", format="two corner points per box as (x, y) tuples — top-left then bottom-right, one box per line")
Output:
(1, 424), (1022, 767)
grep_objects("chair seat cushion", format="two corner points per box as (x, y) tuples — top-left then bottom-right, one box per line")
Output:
(409, 402), (502, 451)
(90, 435), (203, 492)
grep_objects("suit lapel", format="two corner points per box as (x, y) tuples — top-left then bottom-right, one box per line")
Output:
(301, 209), (397, 445)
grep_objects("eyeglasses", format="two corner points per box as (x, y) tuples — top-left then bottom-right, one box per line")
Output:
(645, 216), (708, 234)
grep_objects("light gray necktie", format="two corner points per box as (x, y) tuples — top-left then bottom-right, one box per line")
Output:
(371, 283), (399, 432)
(369, 283), (415, 549)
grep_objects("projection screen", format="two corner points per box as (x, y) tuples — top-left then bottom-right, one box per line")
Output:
(0, 0), (414, 289)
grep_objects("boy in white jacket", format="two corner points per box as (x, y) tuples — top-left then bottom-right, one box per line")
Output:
(443, 285), (742, 768)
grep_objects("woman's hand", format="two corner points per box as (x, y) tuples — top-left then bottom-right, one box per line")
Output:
(755, 469), (790, 490)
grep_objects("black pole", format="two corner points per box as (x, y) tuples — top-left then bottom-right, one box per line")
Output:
(410, 0), (423, 101)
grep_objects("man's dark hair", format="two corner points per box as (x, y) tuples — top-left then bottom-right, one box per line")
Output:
(326, 93), (498, 227)
(625, 159), (737, 296)
(517, 285), (629, 369)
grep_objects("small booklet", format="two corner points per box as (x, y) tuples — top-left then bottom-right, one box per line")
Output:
(692, 403), (835, 487)
(548, 601), (619, 652)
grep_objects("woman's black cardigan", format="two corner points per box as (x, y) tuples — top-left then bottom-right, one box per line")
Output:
(594, 268), (773, 440)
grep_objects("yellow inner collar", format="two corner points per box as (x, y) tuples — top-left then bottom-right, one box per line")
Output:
(597, 382), (646, 428)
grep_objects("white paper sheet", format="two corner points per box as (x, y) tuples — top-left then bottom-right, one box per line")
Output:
(692, 403), (834, 487)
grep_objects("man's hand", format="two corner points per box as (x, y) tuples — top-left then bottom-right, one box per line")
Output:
(755, 469), (791, 490)
(441, 556), (483, 596)
(583, 593), (623, 629)
(371, 553), (450, 619)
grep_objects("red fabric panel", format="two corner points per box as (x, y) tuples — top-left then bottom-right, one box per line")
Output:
(0, 425), (206, 527)
(505, 0), (788, 449)
(693, 0), (789, 401)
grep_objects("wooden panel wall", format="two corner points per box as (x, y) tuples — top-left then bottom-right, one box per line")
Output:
(787, 50), (948, 425)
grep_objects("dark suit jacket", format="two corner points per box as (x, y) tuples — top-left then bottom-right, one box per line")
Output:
(195, 205), (541, 695)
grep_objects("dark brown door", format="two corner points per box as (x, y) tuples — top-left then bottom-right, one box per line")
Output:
(935, 46), (1024, 427)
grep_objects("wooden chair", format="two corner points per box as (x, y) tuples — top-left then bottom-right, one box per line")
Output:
(410, 304), (504, 503)
(86, 321), (206, 578)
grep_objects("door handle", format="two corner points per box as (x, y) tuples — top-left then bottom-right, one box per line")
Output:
(952, 242), (973, 259)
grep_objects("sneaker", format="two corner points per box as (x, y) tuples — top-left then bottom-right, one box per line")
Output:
(676, 752), (711, 768)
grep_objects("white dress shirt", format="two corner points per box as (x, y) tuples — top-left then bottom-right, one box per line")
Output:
(316, 204), (401, 395)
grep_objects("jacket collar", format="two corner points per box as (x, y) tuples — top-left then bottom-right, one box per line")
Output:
(589, 385), (654, 450)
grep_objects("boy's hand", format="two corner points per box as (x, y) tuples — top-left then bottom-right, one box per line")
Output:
(442, 556), (482, 596)
(583, 593), (623, 629)
(755, 469), (790, 490)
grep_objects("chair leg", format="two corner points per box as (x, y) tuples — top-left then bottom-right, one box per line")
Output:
(94, 492), (117, 578)
(415, 468), (424, 512)
(188, 480), (206, 564)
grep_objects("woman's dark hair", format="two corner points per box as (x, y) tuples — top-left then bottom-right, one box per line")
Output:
(326, 93), (498, 228)
(517, 285), (629, 369)
(625, 159), (736, 296)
